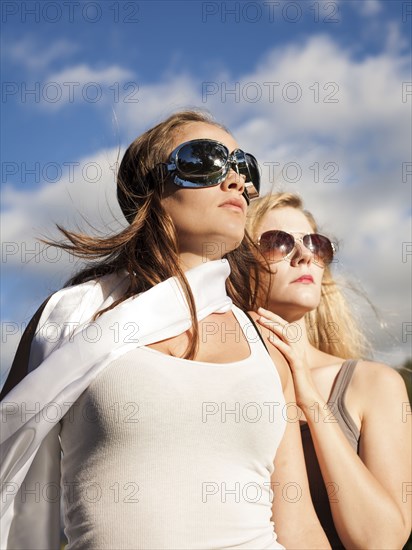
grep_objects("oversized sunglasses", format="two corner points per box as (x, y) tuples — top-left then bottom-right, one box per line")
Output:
(257, 230), (336, 266)
(159, 138), (260, 204)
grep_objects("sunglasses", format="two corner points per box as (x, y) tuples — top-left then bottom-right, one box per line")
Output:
(257, 230), (336, 266)
(159, 138), (260, 204)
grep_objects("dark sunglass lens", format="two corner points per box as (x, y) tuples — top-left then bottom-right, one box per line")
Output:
(177, 142), (227, 177)
(237, 153), (260, 200)
(304, 234), (334, 265)
(246, 154), (260, 194)
(260, 230), (294, 261)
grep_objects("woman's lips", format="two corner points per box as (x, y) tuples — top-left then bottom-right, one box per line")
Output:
(292, 275), (314, 284)
(219, 197), (246, 214)
(220, 203), (244, 213)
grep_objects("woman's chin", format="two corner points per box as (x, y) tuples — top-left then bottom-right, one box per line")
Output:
(268, 300), (318, 322)
(214, 231), (245, 257)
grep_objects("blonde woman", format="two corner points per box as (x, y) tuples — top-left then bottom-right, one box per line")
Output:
(247, 192), (411, 549)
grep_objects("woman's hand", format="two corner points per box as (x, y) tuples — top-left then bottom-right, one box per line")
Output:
(256, 307), (322, 412)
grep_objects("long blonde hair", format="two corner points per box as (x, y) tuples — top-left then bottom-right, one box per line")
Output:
(247, 192), (370, 359)
(40, 110), (262, 359)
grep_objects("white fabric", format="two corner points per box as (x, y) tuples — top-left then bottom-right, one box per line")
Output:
(60, 306), (286, 549)
(0, 260), (232, 549)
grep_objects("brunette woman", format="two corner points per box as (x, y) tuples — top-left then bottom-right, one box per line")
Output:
(1, 115), (330, 549)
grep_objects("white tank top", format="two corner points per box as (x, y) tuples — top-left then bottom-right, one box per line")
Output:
(60, 306), (286, 549)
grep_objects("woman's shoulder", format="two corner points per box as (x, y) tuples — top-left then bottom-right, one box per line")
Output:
(351, 359), (406, 388)
(349, 359), (409, 414)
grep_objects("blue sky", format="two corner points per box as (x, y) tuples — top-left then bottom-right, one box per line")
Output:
(1, 0), (411, 381)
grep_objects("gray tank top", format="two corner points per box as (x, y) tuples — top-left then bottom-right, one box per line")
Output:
(300, 359), (360, 549)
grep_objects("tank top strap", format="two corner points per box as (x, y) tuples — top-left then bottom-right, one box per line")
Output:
(231, 306), (285, 399)
(231, 306), (271, 358)
(328, 359), (358, 404)
(329, 359), (360, 444)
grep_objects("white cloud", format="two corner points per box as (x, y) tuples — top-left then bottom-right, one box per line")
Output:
(4, 36), (135, 109)
(7, 36), (78, 71)
(385, 20), (410, 54)
(35, 64), (136, 109)
(48, 64), (134, 87)
(351, 0), (382, 17)
(232, 35), (408, 156)
(1, 146), (126, 276)
(113, 74), (205, 135)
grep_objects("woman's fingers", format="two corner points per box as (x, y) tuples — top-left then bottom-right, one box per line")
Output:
(257, 314), (306, 372)
(258, 315), (285, 332)
(267, 336), (295, 361)
(257, 307), (286, 323)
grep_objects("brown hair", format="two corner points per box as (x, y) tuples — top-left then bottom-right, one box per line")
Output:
(40, 110), (261, 359)
(247, 192), (370, 359)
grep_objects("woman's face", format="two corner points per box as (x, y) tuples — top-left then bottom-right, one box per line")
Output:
(161, 122), (248, 265)
(256, 206), (325, 322)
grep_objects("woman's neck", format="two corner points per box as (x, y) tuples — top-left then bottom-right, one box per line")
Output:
(291, 316), (346, 370)
(289, 317), (312, 349)
(279, 316), (333, 369)
(178, 252), (223, 271)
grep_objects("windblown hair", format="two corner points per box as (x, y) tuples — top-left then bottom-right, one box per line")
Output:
(247, 192), (370, 359)
(40, 110), (261, 359)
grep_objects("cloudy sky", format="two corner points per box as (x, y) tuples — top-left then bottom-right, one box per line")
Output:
(1, 0), (411, 385)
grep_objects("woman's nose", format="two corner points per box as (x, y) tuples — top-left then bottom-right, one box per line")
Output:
(289, 241), (313, 266)
(221, 167), (246, 195)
